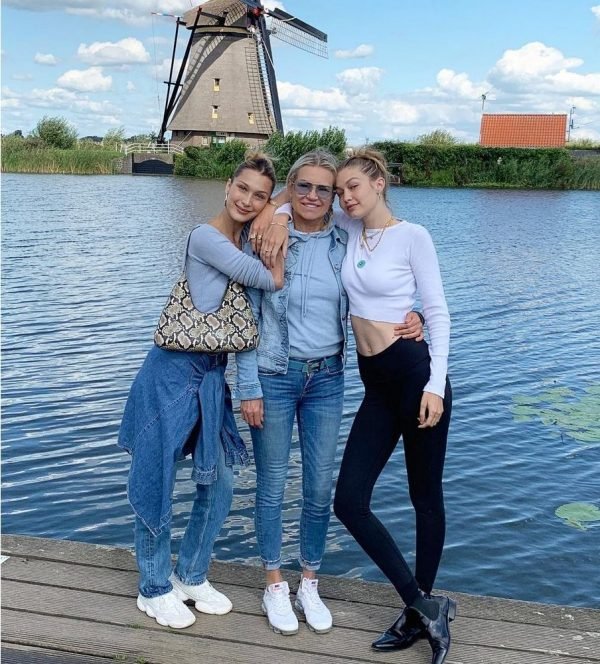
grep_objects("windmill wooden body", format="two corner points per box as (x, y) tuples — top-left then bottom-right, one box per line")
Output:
(159, 0), (327, 147)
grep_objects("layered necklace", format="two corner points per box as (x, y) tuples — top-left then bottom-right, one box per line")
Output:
(357, 215), (395, 268)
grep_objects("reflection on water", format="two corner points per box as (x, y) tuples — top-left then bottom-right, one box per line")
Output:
(2, 174), (600, 607)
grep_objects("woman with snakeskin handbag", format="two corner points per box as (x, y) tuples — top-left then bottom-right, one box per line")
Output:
(117, 152), (284, 630)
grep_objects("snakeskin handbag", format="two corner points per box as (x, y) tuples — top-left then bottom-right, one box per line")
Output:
(154, 229), (259, 353)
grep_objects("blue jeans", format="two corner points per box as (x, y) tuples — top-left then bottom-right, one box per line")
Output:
(251, 356), (345, 571)
(134, 443), (234, 598)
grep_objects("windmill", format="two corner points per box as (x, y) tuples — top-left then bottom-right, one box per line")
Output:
(157, 0), (327, 146)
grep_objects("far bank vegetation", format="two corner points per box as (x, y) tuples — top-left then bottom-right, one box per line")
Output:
(2, 118), (598, 189)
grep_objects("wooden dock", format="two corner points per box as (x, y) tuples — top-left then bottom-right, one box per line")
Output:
(1, 535), (599, 664)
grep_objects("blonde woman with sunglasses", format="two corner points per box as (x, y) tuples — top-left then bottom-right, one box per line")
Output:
(237, 149), (423, 636)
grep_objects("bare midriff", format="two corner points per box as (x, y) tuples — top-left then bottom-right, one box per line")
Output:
(351, 315), (401, 357)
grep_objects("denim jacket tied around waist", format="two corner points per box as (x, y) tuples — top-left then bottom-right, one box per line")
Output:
(118, 347), (248, 536)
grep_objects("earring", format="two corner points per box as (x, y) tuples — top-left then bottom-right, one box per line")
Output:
(224, 192), (228, 206)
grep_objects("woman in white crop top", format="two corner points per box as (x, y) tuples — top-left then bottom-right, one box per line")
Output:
(332, 149), (455, 664)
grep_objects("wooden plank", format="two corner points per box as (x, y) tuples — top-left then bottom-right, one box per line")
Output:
(2, 608), (592, 664)
(1, 609), (369, 664)
(3, 555), (599, 646)
(1, 646), (111, 664)
(3, 536), (599, 632)
(3, 579), (599, 663)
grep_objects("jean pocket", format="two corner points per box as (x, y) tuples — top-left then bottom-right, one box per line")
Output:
(325, 357), (344, 376)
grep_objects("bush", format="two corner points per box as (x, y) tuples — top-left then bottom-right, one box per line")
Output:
(31, 116), (78, 149)
(175, 140), (249, 178)
(416, 129), (459, 146)
(369, 141), (589, 189)
(265, 127), (347, 179)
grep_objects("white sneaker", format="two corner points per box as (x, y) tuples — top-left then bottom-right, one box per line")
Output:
(295, 577), (333, 633)
(261, 581), (299, 635)
(169, 573), (233, 615)
(136, 590), (196, 629)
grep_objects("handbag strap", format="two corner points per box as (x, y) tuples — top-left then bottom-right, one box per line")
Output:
(181, 224), (203, 274)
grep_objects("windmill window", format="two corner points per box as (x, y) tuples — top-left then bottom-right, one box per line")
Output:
(212, 105), (219, 119)
(248, 112), (255, 125)
(213, 78), (220, 91)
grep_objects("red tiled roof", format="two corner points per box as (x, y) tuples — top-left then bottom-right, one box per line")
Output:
(479, 114), (567, 148)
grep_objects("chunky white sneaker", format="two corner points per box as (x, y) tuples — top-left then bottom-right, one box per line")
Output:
(169, 573), (233, 615)
(136, 590), (196, 629)
(261, 581), (299, 635)
(295, 577), (333, 633)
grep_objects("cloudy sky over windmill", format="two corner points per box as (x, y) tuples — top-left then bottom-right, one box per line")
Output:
(2, 0), (599, 143)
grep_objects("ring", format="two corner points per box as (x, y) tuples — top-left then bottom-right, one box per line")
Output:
(249, 234), (257, 240)
(257, 235), (263, 240)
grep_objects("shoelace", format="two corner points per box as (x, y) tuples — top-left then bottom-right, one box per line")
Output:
(270, 588), (292, 615)
(301, 583), (326, 610)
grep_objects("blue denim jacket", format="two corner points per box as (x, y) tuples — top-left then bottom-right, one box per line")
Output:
(118, 346), (248, 536)
(235, 223), (349, 401)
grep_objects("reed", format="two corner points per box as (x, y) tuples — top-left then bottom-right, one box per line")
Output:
(1, 136), (121, 174)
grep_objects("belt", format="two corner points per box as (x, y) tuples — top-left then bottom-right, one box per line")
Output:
(287, 355), (341, 374)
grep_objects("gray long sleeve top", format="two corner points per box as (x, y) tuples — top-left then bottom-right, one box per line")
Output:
(185, 224), (276, 311)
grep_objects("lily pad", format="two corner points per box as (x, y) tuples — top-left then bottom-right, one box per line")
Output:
(511, 383), (600, 445)
(555, 503), (600, 531)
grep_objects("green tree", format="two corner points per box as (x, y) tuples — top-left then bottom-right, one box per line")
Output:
(31, 116), (78, 149)
(416, 129), (458, 146)
(103, 126), (126, 149)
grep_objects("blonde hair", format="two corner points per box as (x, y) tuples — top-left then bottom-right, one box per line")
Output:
(338, 148), (390, 203)
(232, 150), (277, 194)
(286, 148), (338, 186)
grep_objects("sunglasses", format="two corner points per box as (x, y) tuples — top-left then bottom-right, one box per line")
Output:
(293, 180), (334, 201)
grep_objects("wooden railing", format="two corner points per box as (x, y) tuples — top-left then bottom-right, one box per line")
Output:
(121, 143), (185, 155)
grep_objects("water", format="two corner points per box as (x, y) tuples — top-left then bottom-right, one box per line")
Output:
(2, 174), (599, 608)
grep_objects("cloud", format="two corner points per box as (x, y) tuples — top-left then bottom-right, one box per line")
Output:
(545, 70), (600, 95)
(336, 67), (384, 96)
(151, 57), (183, 81)
(334, 44), (374, 60)
(126, 81), (136, 91)
(12, 73), (34, 80)
(77, 38), (150, 66)
(278, 81), (351, 111)
(263, 0), (286, 9)
(34, 53), (58, 65)
(5, 1), (192, 24)
(57, 66), (112, 92)
(3, 85), (119, 116)
(435, 69), (489, 99)
(1, 98), (21, 109)
(489, 42), (583, 89)
(375, 100), (420, 125)
(592, 5), (600, 20)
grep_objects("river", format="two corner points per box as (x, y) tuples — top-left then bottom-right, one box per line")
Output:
(2, 173), (599, 607)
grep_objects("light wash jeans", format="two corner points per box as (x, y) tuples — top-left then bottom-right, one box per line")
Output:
(134, 443), (234, 598)
(251, 356), (345, 571)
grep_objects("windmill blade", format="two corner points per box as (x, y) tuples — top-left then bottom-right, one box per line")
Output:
(267, 9), (327, 58)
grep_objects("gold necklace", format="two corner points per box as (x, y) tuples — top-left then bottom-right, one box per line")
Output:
(360, 216), (394, 252)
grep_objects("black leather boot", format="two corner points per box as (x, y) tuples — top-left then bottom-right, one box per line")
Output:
(409, 594), (457, 664)
(371, 607), (423, 651)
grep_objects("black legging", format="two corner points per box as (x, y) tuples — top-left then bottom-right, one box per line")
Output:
(334, 337), (451, 606)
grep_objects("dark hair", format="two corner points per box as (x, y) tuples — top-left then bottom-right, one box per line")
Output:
(232, 150), (277, 194)
(338, 148), (390, 203)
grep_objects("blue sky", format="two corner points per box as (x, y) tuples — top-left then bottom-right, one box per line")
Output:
(2, 0), (599, 144)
